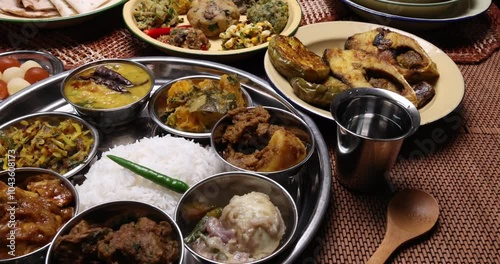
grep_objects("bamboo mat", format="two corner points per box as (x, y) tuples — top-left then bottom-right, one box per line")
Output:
(0, 1), (499, 263)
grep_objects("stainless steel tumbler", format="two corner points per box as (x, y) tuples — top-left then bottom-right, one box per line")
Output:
(330, 88), (420, 193)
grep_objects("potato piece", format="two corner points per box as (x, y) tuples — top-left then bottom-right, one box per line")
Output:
(257, 129), (306, 172)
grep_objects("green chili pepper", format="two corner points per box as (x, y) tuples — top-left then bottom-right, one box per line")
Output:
(184, 207), (223, 244)
(107, 154), (189, 194)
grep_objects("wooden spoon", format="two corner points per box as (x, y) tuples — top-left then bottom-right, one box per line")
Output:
(367, 189), (440, 264)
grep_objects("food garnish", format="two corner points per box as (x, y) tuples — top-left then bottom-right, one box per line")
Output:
(143, 25), (192, 38)
(77, 66), (144, 93)
(184, 207), (223, 243)
(107, 155), (189, 194)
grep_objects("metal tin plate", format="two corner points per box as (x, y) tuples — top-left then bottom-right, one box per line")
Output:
(0, 57), (331, 264)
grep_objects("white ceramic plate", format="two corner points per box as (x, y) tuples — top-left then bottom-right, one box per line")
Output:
(123, 0), (302, 61)
(263, 21), (465, 126)
(0, 0), (127, 28)
(342, 0), (492, 30)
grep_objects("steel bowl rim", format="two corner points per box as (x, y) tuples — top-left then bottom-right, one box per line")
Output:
(0, 167), (79, 263)
(148, 74), (254, 140)
(330, 87), (421, 141)
(60, 58), (155, 113)
(174, 171), (299, 264)
(370, 0), (459, 7)
(0, 111), (101, 178)
(210, 105), (316, 175)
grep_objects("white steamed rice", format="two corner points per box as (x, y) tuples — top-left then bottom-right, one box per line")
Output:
(75, 135), (226, 217)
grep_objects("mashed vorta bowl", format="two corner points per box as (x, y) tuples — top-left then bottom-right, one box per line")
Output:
(61, 59), (154, 127)
(175, 171), (298, 264)
(46, 201), (185, 264)
(149, 75), (253, 140)
(0, 168), (79, 264)
(211, 106), (315, 180)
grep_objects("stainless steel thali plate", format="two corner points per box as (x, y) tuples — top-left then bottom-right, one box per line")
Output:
(0, 57), (331, 263)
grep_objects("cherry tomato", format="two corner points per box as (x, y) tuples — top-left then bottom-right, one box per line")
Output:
(24, 67), (50, 84)
(0, 57), (21, 72)
(0, 80), (8, 99)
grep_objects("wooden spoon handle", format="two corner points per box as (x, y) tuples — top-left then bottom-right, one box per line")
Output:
(366, 235), (402, 264)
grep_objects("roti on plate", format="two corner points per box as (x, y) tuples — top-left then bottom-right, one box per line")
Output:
(64, 0), (110, 14)
(49, 0), (77, 17)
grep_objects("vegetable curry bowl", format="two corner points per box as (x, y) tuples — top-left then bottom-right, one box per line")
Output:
(61, 59), (154, 127)
(149, 74), (253, 140)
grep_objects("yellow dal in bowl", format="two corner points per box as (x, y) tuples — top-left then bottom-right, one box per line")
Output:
(63, 63), (152, 109)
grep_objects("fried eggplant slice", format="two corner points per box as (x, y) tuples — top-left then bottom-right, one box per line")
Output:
(290, 76), (350, 108)
(345, 28), (439, 83)
(268, 35), (330, 83)
(323, 48), (419, 107)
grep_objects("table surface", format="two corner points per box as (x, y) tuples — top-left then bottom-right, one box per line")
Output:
(1, 0), (498, 263)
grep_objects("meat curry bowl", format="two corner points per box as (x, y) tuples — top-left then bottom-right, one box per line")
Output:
(0, 112), (100, 178)
(0, 167), (79, 263)
(174, 171), (298, 264)
(149, 74), (253, 140)
(61, 59), (154, 127)
(45, 200), (185, 264)
(210, 106), (315, 181)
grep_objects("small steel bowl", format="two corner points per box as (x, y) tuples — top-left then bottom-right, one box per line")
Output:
(0, 50), (64, 76)
(149, 75), (253, 140)
(175, 171), (298, 264)
(210, 106), (315, 182)
(0, 50), (64, 102)
(0, 112), (100, 178)
(0, 168), (79, 264)
(61, 59), (155, 128)
(45, 201), (185, 264)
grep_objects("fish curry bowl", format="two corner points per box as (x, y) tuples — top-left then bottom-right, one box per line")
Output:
(210, 105), (315, 181)
(149, 74), (253, 140)
(0, 112), (100, 178)
(45, 200), (185, 264)
(175, 171), (298, 264)
(0, 168), (79, 263)
(61, 59), (154, 128)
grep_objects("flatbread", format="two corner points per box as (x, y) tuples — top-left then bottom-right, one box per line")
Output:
(21, 0), (56, 11)
(0, 6), (59, 17)
(64, 0), (110, 14)
(49, 0), (76, 17)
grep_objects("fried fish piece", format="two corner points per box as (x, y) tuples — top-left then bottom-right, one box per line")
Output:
(323, 48), (418, 107)
(345, 28), (439, 83)
(268, 35), (330, 83)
